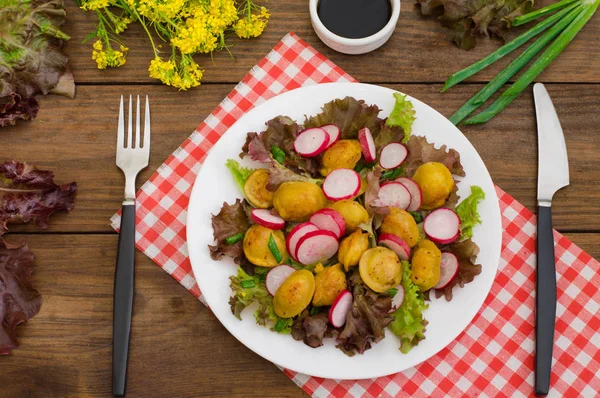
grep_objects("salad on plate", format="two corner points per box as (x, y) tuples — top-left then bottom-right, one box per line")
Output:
(208, 93), (485, 356)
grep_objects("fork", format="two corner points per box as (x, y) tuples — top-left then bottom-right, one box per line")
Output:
(113, 95), (150, 397)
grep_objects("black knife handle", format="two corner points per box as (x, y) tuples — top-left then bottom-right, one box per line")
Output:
(535, 205), (557, 396)
(113, 203), (136, 397)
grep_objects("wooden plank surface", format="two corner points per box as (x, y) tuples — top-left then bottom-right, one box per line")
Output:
(0, 233), (597, 398)
(63, 0), (600, 84)
(3, 84), (599, 233)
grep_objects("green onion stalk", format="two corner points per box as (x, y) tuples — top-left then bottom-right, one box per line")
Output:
(444, 0), (599, 124)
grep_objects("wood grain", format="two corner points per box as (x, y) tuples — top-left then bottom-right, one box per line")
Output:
(2, 84), (599, 233)
(0, 235), (306, 398)
(62, 0), (600, 84)
(0, 232), (597, 397)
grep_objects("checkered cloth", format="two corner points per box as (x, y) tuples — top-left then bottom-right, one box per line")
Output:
(111, 33), (600, 397)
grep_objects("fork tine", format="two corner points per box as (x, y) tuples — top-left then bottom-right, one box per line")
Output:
(117, 95), (124, 148)
(135, 95), (141, 148)
(127, 95), (133, 148)
(143, 95), (150, 152)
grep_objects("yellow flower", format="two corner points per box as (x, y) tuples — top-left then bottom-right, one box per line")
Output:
(81, 0), (110, 11)
(234, 6), (270, 39)
(92, 41), (128, 69)
(114, 16), (133, 34)
(148, 56), (203, 90)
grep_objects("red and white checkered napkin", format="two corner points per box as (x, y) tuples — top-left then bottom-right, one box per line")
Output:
(111, 32), (600, 397)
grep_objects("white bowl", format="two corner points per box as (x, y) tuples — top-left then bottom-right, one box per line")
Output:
(309, 0), (401, 55)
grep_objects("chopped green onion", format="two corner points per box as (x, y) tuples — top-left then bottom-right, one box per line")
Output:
(443, 2), (581, 92)
(271, 145), (286, 164)
(465, 2), (598, 125)
(381, 167), (404, 180)
(512, 0), (580, 27)
(387, 288), (398, 297)
(450, 4), (583, 124)
(225, 232), (244, 244)
(309, 306), (321, 316)
(268, 233), (283, 263)
(409, 211), (423, 224)
(240, 279), (256, 288)
(274, 318), (288, 332)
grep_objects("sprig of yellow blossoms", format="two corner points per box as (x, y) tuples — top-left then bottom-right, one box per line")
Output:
(79, 0), (270, 90)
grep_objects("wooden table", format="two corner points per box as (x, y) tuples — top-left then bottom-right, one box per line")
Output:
(1, 1), (599, 396)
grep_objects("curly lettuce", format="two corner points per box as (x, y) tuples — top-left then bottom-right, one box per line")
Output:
(225, 159), (254, 195)
(456, 185), (485, 240)
(385, 93), (416, 143)
(435, 239), (482, 301)
(389, 261), (428, 353)
(229, 267), (292, 333)
(0, 0), (75, 127)
(208, 199), (251, 265)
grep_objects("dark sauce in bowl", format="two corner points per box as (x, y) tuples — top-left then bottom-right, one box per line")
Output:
(317, 0), (392, 39)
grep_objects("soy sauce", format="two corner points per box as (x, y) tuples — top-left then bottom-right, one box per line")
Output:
(317, 0), (392, 39)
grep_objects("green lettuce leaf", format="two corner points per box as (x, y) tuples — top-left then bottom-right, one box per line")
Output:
(455, 185), (485, 240)
(225, 159), (254, 195)
(229, 267), (292, 333)
(389, 261), (428, 353)
(385, 93), (416, 143)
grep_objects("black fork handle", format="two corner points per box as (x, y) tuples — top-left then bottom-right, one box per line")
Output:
(113, 203), (136, 397)
(535, 205), (557, 396)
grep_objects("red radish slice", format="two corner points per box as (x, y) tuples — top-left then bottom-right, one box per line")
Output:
(328, 290), (353, 328)
(388, 285), (405, 313)
(321, 124), (341, 149)
(379, 143), (408, 169)
(309, 209), (346, 239)
(434, 252), (459, 290)
(377, 182), (412, 210)
(294, 127), (330, 157)
(286, 222), (319, 261)
(266, 265), (296, 295)
(423, 208), (461, 245)
(322, 169), (361, 201)
(358, 127), (376, 163)
(250, 209), (285, 230)
(378, 233), (411, 261)
(296, 230), (339, 265)
(395, 177), (423, 212)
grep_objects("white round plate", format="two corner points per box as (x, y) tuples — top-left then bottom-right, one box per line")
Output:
(187, 82), (501, 380)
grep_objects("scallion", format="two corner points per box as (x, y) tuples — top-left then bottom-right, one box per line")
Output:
(512, 0), (580, 26)
(387, 288), (399, 297)
(268, 233), (283, 263)
(225, 232), (244, 244)
(465, 1), (599, 124)
(271, 145), (286, 164)
(241, 279), (255, 288)
(381, 167), (404, 180)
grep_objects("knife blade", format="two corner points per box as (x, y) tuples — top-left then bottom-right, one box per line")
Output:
(533, 83), (569, 397)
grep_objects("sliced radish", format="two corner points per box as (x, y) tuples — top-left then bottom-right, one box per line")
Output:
(378, 233), (411, 261)
(434, 252), (459, 290)
(294, 127), (330, 157)
(358, 127), (376, 163)
(309, 209), (346, 239)
(250, 209), (285, 230)
(286, 222), (319, 261)
(322, 169), (361, 201)
(328, 290), (353, 328)
(395, 177), (423, 212)
(423, 208), (460, 245)
(379, 143), (408, 169)
(377, 182), (412, 210)
(321, 124), (341, 149)
(388, 285), (405, 313)
(266, 265), (296, 295)
(296, 230), (339, 265)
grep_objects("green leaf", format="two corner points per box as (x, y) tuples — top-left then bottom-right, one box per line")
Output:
(385, 93), (416, 143)
(455, 185), (485, 240)
(388, 261), (428, 353)
(225, 159), (254, 195)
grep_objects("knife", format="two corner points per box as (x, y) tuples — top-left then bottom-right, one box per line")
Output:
(533, 83), (569, 396)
